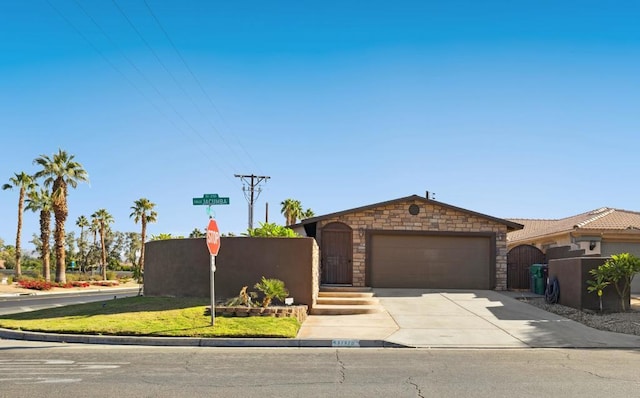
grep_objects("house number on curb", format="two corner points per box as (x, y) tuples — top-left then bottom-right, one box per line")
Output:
(332, 339), (360, 347)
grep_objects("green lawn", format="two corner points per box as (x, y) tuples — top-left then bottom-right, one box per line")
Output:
(0, 296), (300, 338)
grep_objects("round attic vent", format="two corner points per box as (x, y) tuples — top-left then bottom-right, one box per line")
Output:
(408, 204), (420, 216)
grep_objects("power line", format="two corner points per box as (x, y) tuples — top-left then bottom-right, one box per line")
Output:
(234, 174), (271, 230)
(111, 0), (255, 176)
(142, 0), (261, 173)
(54, 0), (238, 183)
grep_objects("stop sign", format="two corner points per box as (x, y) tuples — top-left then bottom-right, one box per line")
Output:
(206, 219), (221, 256)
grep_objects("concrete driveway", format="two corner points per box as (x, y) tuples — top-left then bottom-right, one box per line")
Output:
(298, 289), (640, 348)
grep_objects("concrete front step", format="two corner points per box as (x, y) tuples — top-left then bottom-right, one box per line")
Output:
(316, 296), (380, 306)
(313, 285), (384, 315)
(310, 304), (384, 315)
(320, 285), (373, 293)
(318, 291), (375, 298)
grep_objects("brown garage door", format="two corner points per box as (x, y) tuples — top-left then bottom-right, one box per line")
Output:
(369, 234), (492, 289)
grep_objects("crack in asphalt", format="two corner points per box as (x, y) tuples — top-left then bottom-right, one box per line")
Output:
(406, 377), (425, 398)
(335, 350), (345, 384)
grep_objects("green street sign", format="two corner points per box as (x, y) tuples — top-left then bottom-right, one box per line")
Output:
(203, 194), (219, 199)
(193, 196), (230, 206)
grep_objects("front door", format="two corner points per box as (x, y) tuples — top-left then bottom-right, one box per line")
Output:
(321, 222), (353, 284)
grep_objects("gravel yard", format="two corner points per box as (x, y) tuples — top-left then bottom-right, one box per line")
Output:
(520, 297), (640, 337)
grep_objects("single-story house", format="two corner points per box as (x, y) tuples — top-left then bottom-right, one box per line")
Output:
(507, 207), (640, 293)
(507, 207), (640, 256)
(291, 194), (523, 290)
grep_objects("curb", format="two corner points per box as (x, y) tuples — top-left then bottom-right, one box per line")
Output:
(0, 327), (406, 348)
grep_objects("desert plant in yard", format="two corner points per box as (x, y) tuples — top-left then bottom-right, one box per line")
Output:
(589, 253), (640, 311)
(587, 270), (610, 312)
(254, 277), (289, 307)
(225, 286), (258, 307)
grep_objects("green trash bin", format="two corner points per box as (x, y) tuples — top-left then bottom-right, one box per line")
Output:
(530, 264), (546, 295)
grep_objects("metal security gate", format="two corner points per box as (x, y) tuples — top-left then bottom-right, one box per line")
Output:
(321, 222), (353, 284)
(507, 245), (545, 290)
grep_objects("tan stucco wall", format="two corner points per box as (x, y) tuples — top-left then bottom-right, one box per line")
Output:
(316, 199), (509, 290)
(144, 237), (319, 307)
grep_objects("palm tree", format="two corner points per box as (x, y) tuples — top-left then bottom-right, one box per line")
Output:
(2, 172), (36, 278)
(130, 198), (157, 272)
(25, 189), (53, 281)
(280, 198), (302, 226)
(34, 149), (89, 283)
(301, 208), (315, 220)
(76, 215), (89, 272)
(91, 208), (113, 280)
(189, 228), (205, 238)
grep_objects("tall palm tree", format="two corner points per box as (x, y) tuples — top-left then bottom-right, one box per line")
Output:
(130, 198), (157, 272)
(25, 188), (53, 281)
(301, 208), (315, 220)
(91, 209), (113, 280)
(76, 215), (89, 272)
(280, 198), (302, 226)
(2, 172), (36, 278)
(34, 149), (89, 283)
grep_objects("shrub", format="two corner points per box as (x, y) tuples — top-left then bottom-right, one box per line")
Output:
(588, 253), (640, 311)
(106, 271), (117, 281)
(22, 270), (43, 280)
(225, 286), (258, 307)
(254, 277), (289, 307)
(245, 222), (298, 237)
(18, 279), (54, 291)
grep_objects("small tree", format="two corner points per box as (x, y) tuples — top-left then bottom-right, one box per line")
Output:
(589, 253), (640, 311)
(586, 270), (610, 313)
(254, 277), (289, 307)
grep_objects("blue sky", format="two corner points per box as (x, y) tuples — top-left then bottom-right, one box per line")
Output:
(1, 1), (639, 252)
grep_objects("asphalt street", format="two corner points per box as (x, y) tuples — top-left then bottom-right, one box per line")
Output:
(0, 289), (140, 315)
(0, 342), (639, 397)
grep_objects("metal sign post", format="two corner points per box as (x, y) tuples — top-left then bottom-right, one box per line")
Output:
(205, 219), (221, 326)
(210, 254), (216, 326)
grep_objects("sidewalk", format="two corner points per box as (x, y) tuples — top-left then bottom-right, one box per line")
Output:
(1, 285), (639, 349)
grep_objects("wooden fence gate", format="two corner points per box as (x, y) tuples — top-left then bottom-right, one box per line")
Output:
(507, 245), (545, 290)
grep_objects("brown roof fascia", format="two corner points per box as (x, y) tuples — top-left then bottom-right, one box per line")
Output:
(292, 194), (524, 231)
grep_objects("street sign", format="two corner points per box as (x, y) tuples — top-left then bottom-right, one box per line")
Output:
(206, 219), (221, 256)
(193, 195), (230, 206)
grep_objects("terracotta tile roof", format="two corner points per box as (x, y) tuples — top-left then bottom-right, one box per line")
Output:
(507, 208), (640, 242)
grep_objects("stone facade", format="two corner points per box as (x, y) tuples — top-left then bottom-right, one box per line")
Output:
(316, 199), (509, 290)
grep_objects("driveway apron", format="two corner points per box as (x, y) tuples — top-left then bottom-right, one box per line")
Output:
(374, 289), (640, 348)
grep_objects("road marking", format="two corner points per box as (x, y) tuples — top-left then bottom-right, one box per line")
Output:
(0, 360), (129, 385)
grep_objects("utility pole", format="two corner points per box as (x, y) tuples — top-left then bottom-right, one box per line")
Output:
(234, 174), (271, 230)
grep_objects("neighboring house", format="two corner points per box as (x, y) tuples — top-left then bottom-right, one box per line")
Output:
(507, 207), (640, 256)
(291, 194), (523, 291)
(507, 207), (640, 293)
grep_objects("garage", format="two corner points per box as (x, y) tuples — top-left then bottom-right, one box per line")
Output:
(368, 233), (493, 289)
(291, 194), (522, 290)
